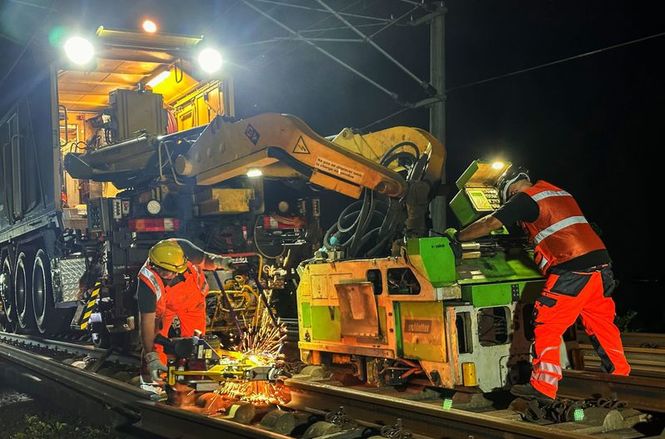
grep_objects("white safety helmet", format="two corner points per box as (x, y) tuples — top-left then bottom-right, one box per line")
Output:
(497, 166), (530, 204)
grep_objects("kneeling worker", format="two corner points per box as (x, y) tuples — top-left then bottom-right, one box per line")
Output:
(138, 239), (232, 381)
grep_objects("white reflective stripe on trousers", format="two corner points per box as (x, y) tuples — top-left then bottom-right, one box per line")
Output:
(531, 371), (559, 387)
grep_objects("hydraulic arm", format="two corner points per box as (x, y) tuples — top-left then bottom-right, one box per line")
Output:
(174, 113), (441, 199)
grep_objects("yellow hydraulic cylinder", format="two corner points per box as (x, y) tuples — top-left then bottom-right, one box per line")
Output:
(462, 362), (478, 387)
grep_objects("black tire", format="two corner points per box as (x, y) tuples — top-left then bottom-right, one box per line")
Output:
(32, 249), (63, 334)
(14, 251), (35, 331)
(1, 255), (17, 333)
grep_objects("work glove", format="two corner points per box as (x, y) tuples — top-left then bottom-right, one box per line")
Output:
(443, 227), (460, 242)
(144, 351), (167, 382)
(443, 227), (462, 259)
(211, 255), (234, 270)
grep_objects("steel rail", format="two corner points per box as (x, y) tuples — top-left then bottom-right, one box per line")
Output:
(0, 331), (140, 366)
(573, 344), (665, 379)
(559, 369), (665, 413)
(285, 379), (596, 439)
(575, 331), (665, 349)
(0, 340), (290, 439)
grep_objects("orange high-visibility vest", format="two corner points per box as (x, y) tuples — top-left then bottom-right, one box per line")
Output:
(137, 260), (209, 317)
(520, 180), (606, 274)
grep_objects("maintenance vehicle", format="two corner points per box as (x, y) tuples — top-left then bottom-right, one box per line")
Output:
(0, 24), (446, 355)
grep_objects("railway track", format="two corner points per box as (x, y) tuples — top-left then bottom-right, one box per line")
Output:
(1, 331), (663, 438)
(572, 331), (665, 380)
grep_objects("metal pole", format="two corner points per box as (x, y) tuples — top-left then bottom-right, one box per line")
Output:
(429, 2), (447, 233)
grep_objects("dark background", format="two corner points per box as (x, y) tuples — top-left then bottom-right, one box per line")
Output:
(1, 0), (663, 330)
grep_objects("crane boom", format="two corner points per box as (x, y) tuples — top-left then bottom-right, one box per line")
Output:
(175, 113), (414, 199)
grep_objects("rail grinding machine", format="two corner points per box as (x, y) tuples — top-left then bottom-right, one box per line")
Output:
(296, 160), (555, 392)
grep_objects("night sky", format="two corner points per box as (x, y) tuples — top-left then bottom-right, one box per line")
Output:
(1, 0), (663, 329)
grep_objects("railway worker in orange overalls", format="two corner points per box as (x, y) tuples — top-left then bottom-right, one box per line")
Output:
(445, 166), (630, 401)
(137, 239), (232, 382)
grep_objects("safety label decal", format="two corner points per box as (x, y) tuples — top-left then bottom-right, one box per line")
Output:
(245, 124), (260, 145)
(293, 136), (310, 154)
(314, 157), (364, 183)
(404, 319), (432, 334)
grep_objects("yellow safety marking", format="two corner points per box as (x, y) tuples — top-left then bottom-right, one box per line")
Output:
(86, 300), (96, 309)
(91, 288), (100, 298)
(83, 310), (93, 319)
(80, 322), (88, 330)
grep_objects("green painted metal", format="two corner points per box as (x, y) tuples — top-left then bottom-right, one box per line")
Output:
(457, 252), (542, 285)
(393, 303), (403, 357)
(310, 306), (341, 341)
(454, 160), (482, 190)
(461, 279), (544, 307)
(450, 160), (510, 226)
(450, 190), (479, 226)
(407, 237), (457, 286)
(461, 283), (512, 307)
(300, 301), (312, 328)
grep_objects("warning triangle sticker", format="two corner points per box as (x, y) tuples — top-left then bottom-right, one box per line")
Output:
(293, 136), (310, 154)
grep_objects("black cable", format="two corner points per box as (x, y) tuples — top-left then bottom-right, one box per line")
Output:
(447, 30), (665, 93)
(361, 30), (665, 130)
(174, 60), (184, 83)
(323, 141), (419, 258)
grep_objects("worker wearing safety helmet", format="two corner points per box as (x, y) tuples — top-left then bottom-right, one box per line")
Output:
(138, 239), (232, 382)
(444, 166), (630, 401)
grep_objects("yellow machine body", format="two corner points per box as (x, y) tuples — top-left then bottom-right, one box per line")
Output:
(296, 256), (462, 387)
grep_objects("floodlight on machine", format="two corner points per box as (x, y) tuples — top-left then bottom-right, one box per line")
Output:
(142, 19), (158, 33)
(198, 47), (223, 74)
(491, 161), (506, 170)
(246, 168), (263, 178)
(147, 70), (171, 87)
(63, 36), (95, 65)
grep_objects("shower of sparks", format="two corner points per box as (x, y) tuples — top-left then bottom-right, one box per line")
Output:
(215, 284), (289, 404)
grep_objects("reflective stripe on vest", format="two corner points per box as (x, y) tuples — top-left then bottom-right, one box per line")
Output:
(531, 190), (571, 202)
(533, 216), (589, 244)
(521, 180), (606, 273)
(139, 265), (163, 301)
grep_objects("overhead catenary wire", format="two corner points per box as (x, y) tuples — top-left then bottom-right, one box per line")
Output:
(360, 29), (665, 130)
(447, 30), (665, 93)
(0, 0), (56, 90)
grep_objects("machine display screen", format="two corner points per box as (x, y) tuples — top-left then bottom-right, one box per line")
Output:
(465, 188), (501, 212)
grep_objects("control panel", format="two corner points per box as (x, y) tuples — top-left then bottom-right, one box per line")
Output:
(450, 160), (511, 226)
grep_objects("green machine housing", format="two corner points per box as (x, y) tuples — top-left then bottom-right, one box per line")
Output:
(450, 160), (507, 226)
(447, 160), (548, 391)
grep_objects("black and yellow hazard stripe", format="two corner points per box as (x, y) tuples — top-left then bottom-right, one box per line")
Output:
(79, 282), (101, 330)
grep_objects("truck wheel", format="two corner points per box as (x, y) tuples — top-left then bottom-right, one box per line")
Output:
(33, 249), (61, 334)
(14, 251), (35, 331)
(1, 255), (17, 333)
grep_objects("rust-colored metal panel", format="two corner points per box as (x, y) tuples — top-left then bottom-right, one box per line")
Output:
(335, 281), (379, 337)
(400, 301), (446, 362)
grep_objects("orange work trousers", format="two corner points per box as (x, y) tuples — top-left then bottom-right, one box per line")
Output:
(531, 265), (630, 398)
(154, 294), (207, 364)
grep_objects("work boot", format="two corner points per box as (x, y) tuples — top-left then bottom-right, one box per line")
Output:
(510, 383), (554, 402)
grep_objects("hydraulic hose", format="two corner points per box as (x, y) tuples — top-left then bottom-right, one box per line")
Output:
(323, 141), (420, 259)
